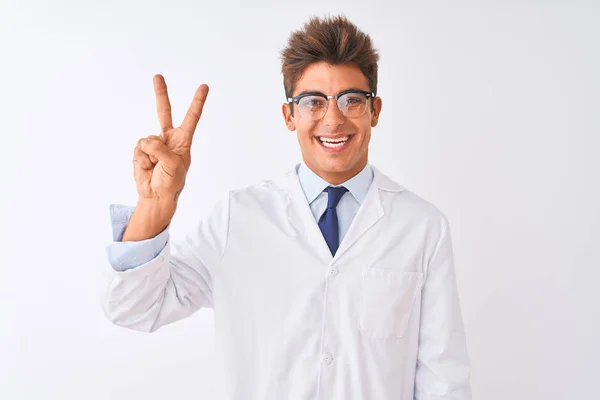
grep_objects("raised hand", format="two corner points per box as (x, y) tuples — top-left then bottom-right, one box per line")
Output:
(133, 74), (209, 203)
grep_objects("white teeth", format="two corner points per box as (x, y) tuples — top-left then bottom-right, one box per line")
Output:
(319, 136), (349, 144)
(317, 136), (350, 149)
(322, 141), (346, 148)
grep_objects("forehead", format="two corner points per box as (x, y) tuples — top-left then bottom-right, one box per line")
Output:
(294, 62), (370, 95)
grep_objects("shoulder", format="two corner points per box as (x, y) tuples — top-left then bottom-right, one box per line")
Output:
(227, 166), (295, 206)
(373, 166), (450, 230)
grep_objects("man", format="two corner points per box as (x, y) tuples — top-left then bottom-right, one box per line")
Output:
(104, 15), (472, 400)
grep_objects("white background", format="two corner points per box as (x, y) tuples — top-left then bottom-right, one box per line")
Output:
(1, 0), (599, 399)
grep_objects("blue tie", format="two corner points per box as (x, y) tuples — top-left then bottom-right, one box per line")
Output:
(318, 186), (349, 256)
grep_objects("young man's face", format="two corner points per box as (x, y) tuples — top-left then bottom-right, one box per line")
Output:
(282, 62), (382, 185)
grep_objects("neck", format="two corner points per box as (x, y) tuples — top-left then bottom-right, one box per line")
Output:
(304, 159), (368, 185)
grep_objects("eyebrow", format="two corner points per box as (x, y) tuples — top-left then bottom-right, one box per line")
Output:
(294, 87), (370, 97)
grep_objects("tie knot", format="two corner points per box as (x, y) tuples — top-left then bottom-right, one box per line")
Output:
(325, 186), (348, 209)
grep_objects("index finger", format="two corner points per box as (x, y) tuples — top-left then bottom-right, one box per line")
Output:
(180, 84), (209, 134)
(153, 74), (173, 132)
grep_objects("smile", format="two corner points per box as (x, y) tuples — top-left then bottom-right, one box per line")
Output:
(316, 135), (352, 152)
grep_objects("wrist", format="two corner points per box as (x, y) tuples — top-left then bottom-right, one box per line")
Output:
(136, 196), (177, 216)
(137, 197), (177, 228)
(121, 197), (176, 242)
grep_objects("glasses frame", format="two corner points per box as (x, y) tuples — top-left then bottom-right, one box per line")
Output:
(287, 89), (376, 120)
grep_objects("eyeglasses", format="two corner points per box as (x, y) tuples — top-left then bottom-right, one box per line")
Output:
(287, 89), (375, 121)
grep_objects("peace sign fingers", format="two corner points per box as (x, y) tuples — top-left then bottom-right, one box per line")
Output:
(153, 74), (173, 133)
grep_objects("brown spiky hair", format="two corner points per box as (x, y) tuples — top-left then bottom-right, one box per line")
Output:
(280, 15), (380, 101)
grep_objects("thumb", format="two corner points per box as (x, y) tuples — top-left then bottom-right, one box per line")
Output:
(140, 137), (180, 170)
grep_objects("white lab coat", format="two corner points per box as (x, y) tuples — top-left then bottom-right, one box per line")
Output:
(103, 164), (472, 400)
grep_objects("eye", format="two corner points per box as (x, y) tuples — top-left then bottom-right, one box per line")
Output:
(340, 95), (367, 111)
(300, 96), (326, 109)
(344, 96), (366, 104)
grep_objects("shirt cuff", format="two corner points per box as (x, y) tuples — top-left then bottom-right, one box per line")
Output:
(106, 203), (170, 272)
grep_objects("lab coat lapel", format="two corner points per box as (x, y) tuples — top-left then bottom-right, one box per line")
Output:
(286, 165), (334, 263)
(332, 178), (383, 262)
(333, 166), (405, 262)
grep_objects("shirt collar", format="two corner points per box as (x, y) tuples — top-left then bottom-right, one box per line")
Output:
(297, 162), (374, 205)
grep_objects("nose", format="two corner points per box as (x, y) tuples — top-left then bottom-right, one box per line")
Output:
(321, 98), (345, 128)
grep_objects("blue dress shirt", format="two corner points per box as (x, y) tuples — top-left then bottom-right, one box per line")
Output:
(106, 163), (374, 271)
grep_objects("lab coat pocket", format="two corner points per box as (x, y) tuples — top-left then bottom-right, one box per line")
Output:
(358, 267), (423, 339)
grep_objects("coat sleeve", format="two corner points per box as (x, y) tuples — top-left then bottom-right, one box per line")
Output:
(414, 212), (472, 399)
(101, 193), (230, 333)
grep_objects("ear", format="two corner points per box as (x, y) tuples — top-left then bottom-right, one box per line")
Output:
(282, 103), (296, 131)
(370, 96), (382, 127)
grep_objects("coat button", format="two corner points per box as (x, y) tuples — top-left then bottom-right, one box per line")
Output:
(322, 353), (334, 365)
(329, 267), (339, 277)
